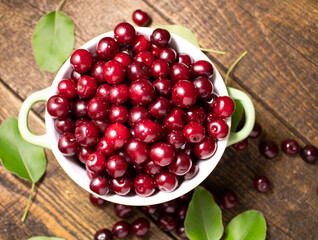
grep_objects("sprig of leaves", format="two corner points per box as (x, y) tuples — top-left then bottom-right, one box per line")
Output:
(185, 186), (267, 240)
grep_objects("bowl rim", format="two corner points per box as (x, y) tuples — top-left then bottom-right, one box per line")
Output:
(45, 27), (231, 206)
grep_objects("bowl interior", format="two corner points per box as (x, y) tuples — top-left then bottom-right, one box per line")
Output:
(46, 27), (230, 206)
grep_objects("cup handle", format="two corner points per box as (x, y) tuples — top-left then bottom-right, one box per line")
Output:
(227, 87), (255, 146)
(18, 87), (51, 149)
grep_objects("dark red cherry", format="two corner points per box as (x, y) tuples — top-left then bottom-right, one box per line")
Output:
(121, 45), (135, 59)
(103, 60), (126, 85)
(176, 222), (188, 239)
(193, 136), (217, 159)
(112, 221), (130, 239)
(90, 194), (106, 207)
(159, 48), (177, 65)
(128, 106), (151, 126)
(182, 142), (193, 156)
(213, 96), (235, 118)
(183, 122), (206, 143)
(132, 9), (150, 26)
(91, 61), (106, 82)
(70, 70), (81, 82)
(58, 79), (77, 99)
(114, 22), (136, 44)
(153, 78), (172, 97)
(172, 80), (198, 108)
(77, 146), (94, 164)
(134, 119), (161, 143)
(232, 138), (248, 151)
(109, 84), (129, 105)
(86, 166), (98, 179)
(259, 140), (279, 159)
(207, 118), (229, 140)
(133, 173), (155, 197)
(111, 176), (133, 195)
(104, 123), (130, 150)
(114, 204), (133, 218)
(170, 62), (190, 82)
(96, 37), (119, 60)
(70, 49), (93, 74)
(157, 213), (177, 231)
(109, 105), (128, 123)
(141, 205), (159, 215)
(96, 137), (116, 157)
(204, 93), (218, 112)
(221, 190), (238, 208)
(125, 138), (149, 165)
(185, 105), (206, 124)
(96, 84), (111, 102)
(184, 164), (199, 180)
(131, 217), (150, 237)
(129, 79), (155, 105)
(70, 99), (88, 118)
(54, 116), (75, 134)
(86, 151), (106, 174)
(89, 175), (110, 195)
(163, 107), (186, 131)
(151, 59), (170, 79)
(254, 176), (270, 193)
(151, 28), (171, 48)
(134, 51), (155, 67)
(77, 76), (97, 99)
(148, 96), (172, 119)
(281, 139), (299, 155)
(87, 97), (109, 120)
(168, 152), (192, 176)
(150, 142), (175, 167)
(132, 34), (150, 53)
(160, 200), (179, 214)
(127, 62), (151, 81)
(193, 76), (213, 100)
(92, 119), (111, 135)
(75, 121), (99, 147)
(155, 171), (178, 192)
(191, 60), (213, 78)
(301, 145), (318, 163)
(150, 43), (162, 58)
(47, 95), (69, 119)
(249, 122), (262, 138)
(166, 130), (186, 151)
(144, 161), (162, 175)
(178, 53), (192, 66)
(58, 132), (79, 156)
(94, 228), (113, 240)
(113, 52), (132, 68)
(106, 155), (127, 178)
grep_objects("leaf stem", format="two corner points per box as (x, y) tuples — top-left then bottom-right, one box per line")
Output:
(225, 51), (248, 85)
(200, 48), (226, 55)
(21, 182), (35, 222)
(56, 0), (66, 12)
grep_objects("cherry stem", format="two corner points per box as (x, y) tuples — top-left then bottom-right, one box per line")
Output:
(21, 182), (35, 222)
(56, 0), (66, 11)
(200, 48), (226, 55)
(225, 51), (248, 85)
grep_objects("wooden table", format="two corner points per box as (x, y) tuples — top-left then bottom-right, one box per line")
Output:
(0, 0), (317, 239)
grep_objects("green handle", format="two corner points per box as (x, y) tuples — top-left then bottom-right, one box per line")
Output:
(227, 87), (255, 146)
(18, 87), (51, 149)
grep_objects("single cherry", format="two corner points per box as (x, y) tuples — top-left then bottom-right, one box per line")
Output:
(128, 106), (151, 126)
(165, 130), (186, 151)
(178, 53), (192, 66)
(134, 119), (160, 143)
(254, 176), (270, 193)
(207, 118), (229, 140)
(301, 145), (318, 163)
(108, 105), (128, 123)
(193, 136), (217, 159)
(232, 138), (248, 151)
(77, 76), (97, 99)
(191, 60), (213, 78)
(113, 52), (131, 68)
(109, 84), (129, 105)
(129, 79), (155, 106)
(89, 175), (110, 195)
(112, 221), (130, 239)
(151, 59), (170, 78)
(86, 151), (106, 174)
(94, 228), (113, 240)
(96, 137), (116, 157)
(148, 96), (172, 119)
(133, 173), (156, 197)
(259, 140), (279, 159)
(54, 116), (75, 134)
(58, 132), (79, 156)
(58, 79), (77, 99)
(134, 51), (155, 67)
(131, 218), (150, 237)
(168, 152), (192, 176)
(185, 105), (206, 124)
(87, 97), (109, 120)
(153, 78), (172, 97)
(157, 213), (177, 231)
(114, 204), (133, 218)
(183, 122), (206, 143)
(75, 121), (99, 147)
(103, 60), (126, 85)
(91, 61), (106, 82)
(163, 107), (186, 131)
(47, 95), (69, 119)
(127, 62), (151, 81)
(151, 28), (171, 48)
(213, 96), (235, 118)
(111, 176), (132, 196)
(106, 155), (128, 178)
(114, 22), (136, 44)
(170, 62), (190, 82)
(281, 139), (299, 155)
(104, 123), (130, 150)
(150, 142), (175, 166)
(132, 9), (150, 26)
(221, 190), (238, 209)
(70, 49), (93, 74)
(193, 76), (213, 100)
(155, 171), (178, 192)
(89, 194), (106, 206)
(132, 34), (150, 53)
(125, 138), (149, 165)
(96, 37), (119, 60)
(172, 80), (198, 108)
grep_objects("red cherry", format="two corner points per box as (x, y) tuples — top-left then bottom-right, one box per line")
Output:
(104, 123), (130, 149)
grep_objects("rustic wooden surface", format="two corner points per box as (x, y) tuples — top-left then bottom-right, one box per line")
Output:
(0, 0), (317, 239)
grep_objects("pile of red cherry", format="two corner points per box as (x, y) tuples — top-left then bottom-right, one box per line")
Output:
(47, 21), (235, 198)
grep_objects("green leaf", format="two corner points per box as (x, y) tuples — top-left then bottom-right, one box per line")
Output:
(28, 237), (65, 240)
(230, 99), (243, 132)
(157, 25), (200, 47)
(225, 210), (266, 240)
(0, 117), (46, 182)
(33, 10), (74, 72)
(185, 186), (223, 240)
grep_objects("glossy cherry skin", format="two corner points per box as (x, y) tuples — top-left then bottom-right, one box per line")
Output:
(96, 137), (115, 157)
(193, 76), (213, 100)
(151, 59), (170, 78)
(232, 138), (248, 151)
(108, 105), (128, 123)
(96, 84), (111, 102)
(141, 205), (159, 215)
(125, 138), (149, 165)
(134, 51), (155, 67)
(94, 228), (113, 240)
(77, 76), (98, 99)
(170, 62), (190, 82)
(151, 28), (170, 48)
(70, 70), (81, 82)
(70, 99), (88, 118)
(114, 204), (133, 218)
(281, 139), (299, 155)
(178, 53), (192, 66)
(114, 22), (136, 44)
(176, 222), (188, 239)
(47, 95), (69, 119)
(120, 45), (135, 58)
(168, 152), (192, 176)
(87, 97), (109, 120)
(166, 130), (186, 151)
(75, 121), (99, 147)
(112, 221), (130, 239)
(105, 123), (130, 150)
(183, 143), (193, 155)
(249, 122), (262, 138)
(150, 43), (161, 58)
(157, 213), (177, 231)
(155, 171), (178, 192)
(191, 60), (213, 78)
(183, 122), (206, 143)
(77, 146), (94, 164)
(148, 96), (172, 119)
(70, 49), (93, 74)
(301, 145), (318, 163)
(133, 173), (156, 197)
(58, 132), (79, 156)
(89, 194), (106, 206)
(132, 34), (150, 53)
(86, 166), (98, 179)
(221, 190), (238, 208)
(91, 61), (106, 82)
(132, 9), (150, 26)
(176, 204), (188, 221)
(86, 151), (106, 173)
(150, 142), (175, 167)
(254, 176), (270, 193)
(89, 175), (110, 195)
(134, 119), (161, 143)
(184, 164), (199, 180)
(58, 79), (77, 99)
(113, 52), (132, 68)
(128, 106), (151, 126)
(127, 62), (151, 81)
(204, 93), (218, 112)
(111, 176), (132, 195)
(207, 118), (229, 140)
(129, 79), (155, 106)
(54, 116), (75, 134)
(163, 107), (186, 131)
(153, 78), (172, 97)
(259, 140), (279, 159)
(96, 37), (119, 60)
(144, 161), (162, 175)
(131, 217), (150, 237)
(159, 48), (177, 65)
(160, 200), (179, 214)
(103, 60), (126, 85)
(109, 84), (129, 105)
(106, 155), (127, 178)
(193, 136), (217, 159)
(92, 119), (111, 135)
(172, 80), (198, 108)
(213, 96), (235, 118)
(185, 105), (206, 124)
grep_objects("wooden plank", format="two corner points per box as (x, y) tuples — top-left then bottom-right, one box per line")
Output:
(0, 82), (172, 239)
